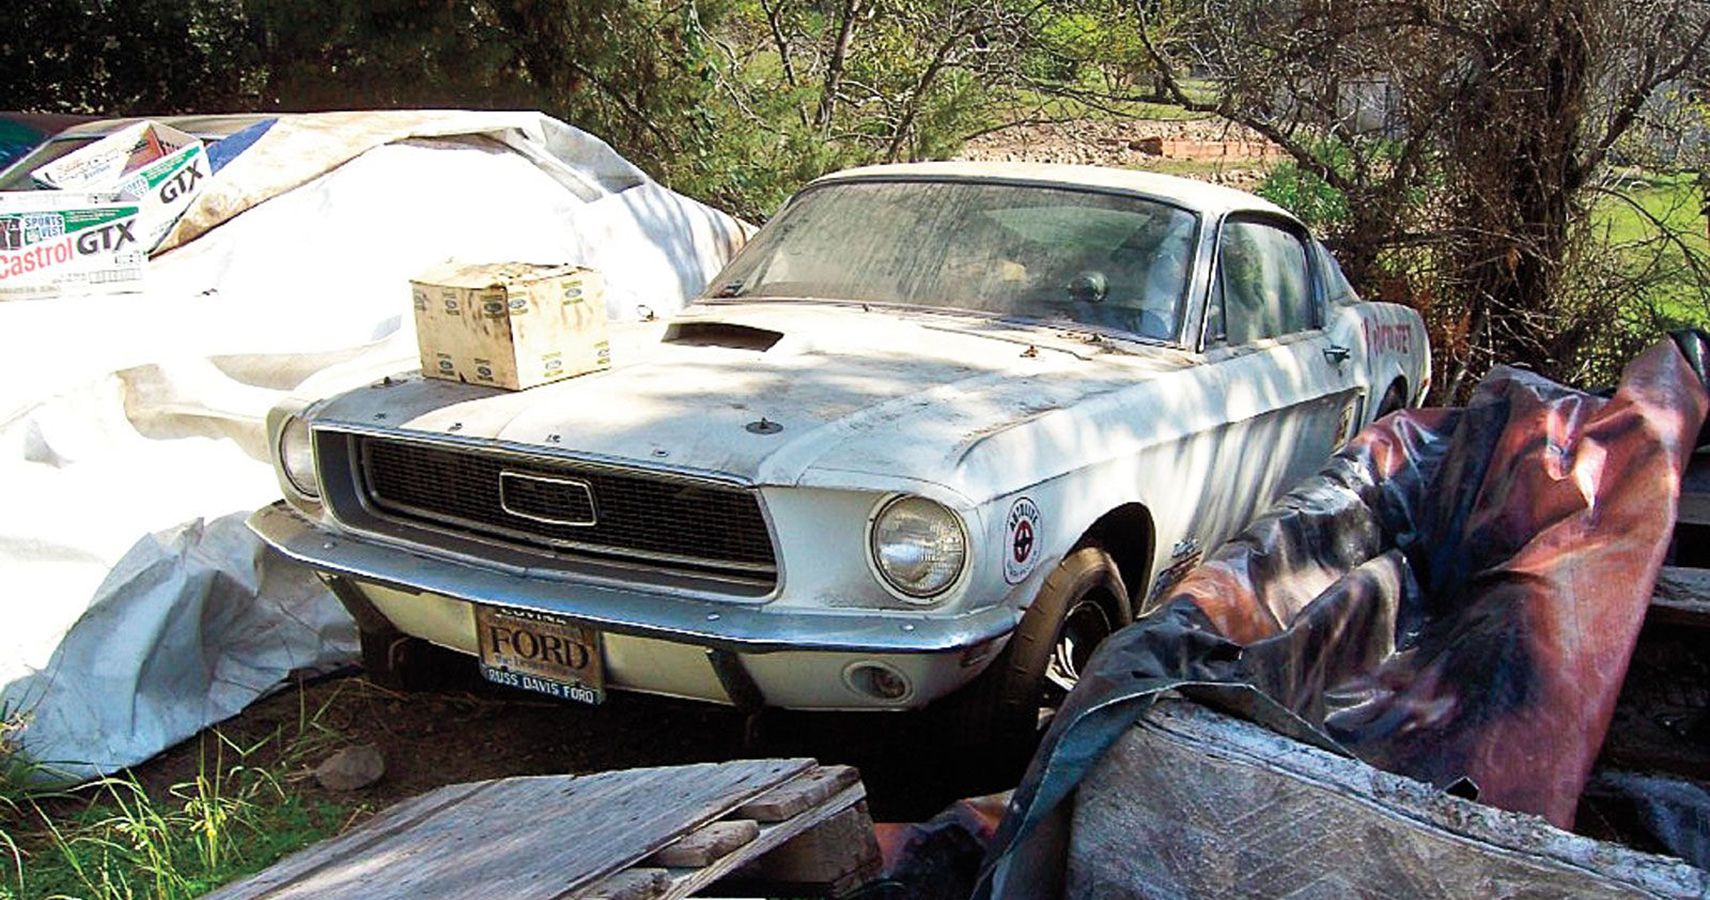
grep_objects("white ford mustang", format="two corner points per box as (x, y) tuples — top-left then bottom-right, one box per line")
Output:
(249, 161), (1429, 746)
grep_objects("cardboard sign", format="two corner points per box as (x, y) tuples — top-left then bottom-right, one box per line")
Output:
(31, 121), (210, 251)
(0, 192), (145, 299)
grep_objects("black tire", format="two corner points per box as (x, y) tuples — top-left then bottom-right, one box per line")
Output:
(1375, 381), (1407, 419)
(935, 545), (1131, 762)
(358, 627), (468, 692)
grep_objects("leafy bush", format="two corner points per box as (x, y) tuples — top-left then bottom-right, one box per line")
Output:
(1258, 159), (1350, 232)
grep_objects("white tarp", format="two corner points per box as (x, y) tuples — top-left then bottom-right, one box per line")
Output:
(0, 112), (747, 784)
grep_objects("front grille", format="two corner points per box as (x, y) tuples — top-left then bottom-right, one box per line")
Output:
(356, 436), (776, 576)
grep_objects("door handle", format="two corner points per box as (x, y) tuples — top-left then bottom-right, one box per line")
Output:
(1323, 344), (1351, 365)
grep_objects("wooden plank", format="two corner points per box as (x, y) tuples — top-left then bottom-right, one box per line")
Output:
(642, 820), (759, 868)
(648, 782), (868, 900)
(205, 781), (492, 899)
(1067, 702), (1709, 899)
(1678, 454), (1710, 526)
(210, 758), (815, 900)
(578, 869), (671, 900)
(734, 764), (860, 822)
(1652, 566), (1710, 627)
(1677, 492), (1710, 527)
(714, 803), (883, 898)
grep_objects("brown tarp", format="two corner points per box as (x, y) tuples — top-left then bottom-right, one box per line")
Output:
(977, 333), (1710, 899)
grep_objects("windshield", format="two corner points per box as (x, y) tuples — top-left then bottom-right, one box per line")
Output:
(708, 179), (1198, 342)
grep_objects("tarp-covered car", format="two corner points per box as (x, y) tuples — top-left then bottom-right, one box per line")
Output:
(1, 110), (748, 784)
(248, 161), (1430, 747)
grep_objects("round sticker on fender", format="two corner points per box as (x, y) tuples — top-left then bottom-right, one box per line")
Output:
(1005, 496), (1042, 584)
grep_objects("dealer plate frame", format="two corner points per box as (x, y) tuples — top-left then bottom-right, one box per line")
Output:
(474, 604), (605, 705)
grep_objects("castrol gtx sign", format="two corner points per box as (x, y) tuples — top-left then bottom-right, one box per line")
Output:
(30, 120), (212, 253)
(0, 194), (144, 299)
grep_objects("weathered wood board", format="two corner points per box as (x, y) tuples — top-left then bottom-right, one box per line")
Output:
(699, 801), (883, 898)
(1068, 702), (1710, 899)
(612, 783), (869, 899)
(1652, 566), (1710, 627)
(1675, 455), (1710, 528)
(207, 758), (873, 900)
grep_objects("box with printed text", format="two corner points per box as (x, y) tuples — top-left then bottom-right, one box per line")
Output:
(411, 261), (610, 391)
(31, 120), (211, 251)
(0, 192), (145, 299)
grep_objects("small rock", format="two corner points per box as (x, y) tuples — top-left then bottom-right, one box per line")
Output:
(1129, 136), (1164, 155)
(315, 743), (386, 791)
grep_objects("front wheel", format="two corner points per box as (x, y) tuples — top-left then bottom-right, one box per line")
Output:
(1375, 381), (1407, 419)
(934, 545), (1131, 764)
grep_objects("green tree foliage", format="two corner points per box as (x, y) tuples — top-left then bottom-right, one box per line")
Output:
(1, 0), (1177, 218)
(1, 0), (728, 188)
(1, 0), (255, 113)
(1139, 0), (1710, 393)
(692, 0), (1048, 216)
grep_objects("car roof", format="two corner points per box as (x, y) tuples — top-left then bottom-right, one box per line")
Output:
(0, 114), (277, 190)
(810, 160), (1294, 220)
(40, 113), (277, 140)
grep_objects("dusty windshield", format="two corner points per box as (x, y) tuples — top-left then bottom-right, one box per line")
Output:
(708, 179), (1198, 342)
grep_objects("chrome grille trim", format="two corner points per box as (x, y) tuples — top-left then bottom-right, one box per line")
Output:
(349, 435), (778, 578)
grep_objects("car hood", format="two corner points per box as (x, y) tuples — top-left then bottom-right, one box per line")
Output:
(312, 302), (1195, 500)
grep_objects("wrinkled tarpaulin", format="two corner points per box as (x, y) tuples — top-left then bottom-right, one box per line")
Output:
(977, 333), (1710, 899)
(1, 111), (748, 785)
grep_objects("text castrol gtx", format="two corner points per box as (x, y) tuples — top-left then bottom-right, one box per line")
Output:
(0, 197), (144, 298)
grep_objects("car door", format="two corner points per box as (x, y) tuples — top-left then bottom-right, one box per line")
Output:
(1198, 213), (1359, 537)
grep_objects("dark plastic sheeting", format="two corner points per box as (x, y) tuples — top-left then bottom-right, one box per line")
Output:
(977, 334), (1710, 899)
(869, 793), (1010, 900)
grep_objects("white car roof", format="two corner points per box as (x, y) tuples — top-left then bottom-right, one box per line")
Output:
(811, 160), (1294, 220)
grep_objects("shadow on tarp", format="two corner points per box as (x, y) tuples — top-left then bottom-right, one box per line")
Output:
(970, 332), (1710, 899)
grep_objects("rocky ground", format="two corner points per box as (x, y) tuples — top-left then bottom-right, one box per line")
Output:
(956, 116), (1284, 189)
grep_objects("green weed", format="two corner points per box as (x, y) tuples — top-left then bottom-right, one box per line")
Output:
(0, 682), (362, 900)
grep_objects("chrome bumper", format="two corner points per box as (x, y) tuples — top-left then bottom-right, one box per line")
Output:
(247, 502), (1018, 655)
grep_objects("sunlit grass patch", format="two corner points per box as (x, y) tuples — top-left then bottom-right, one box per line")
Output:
(0, 683), (365, 900)
(1588, 170), (1710, 327)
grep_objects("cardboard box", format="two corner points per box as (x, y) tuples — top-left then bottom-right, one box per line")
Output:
(31, 121), (211, 251)
(411, 262), (610, 390)
(0, 192), (146, 299)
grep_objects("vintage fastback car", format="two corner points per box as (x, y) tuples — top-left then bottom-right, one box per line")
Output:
(249, 162), (1429, 746)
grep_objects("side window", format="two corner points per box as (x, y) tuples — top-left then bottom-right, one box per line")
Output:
(1216, 220), (1314, 344)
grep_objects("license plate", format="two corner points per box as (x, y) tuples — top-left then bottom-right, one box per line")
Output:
(474, 605), (604, 705)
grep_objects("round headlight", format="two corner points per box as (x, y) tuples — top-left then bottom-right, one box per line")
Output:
(278, 416), (320, 498)
(870, 496), (966, 600)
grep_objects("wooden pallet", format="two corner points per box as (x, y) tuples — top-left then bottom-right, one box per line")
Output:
(207, 759), (880, 900)
(1652, 566), (1710, 627)
(1658, 450), (1710, 628)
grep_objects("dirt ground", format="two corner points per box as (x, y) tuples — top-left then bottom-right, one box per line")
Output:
(131, 663), (1016, 827)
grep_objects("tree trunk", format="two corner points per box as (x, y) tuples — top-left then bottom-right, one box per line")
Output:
(815, 0), (862, 135)
(1440, 0), (1591, 394)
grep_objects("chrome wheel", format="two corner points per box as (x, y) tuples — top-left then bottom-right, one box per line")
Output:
(1043, 594), (1116, 696)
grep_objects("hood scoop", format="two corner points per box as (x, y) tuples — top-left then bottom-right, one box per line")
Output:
(663, 321), (785, 351)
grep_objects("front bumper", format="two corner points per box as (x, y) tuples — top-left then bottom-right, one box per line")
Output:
(248, 502), (1020, 709)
